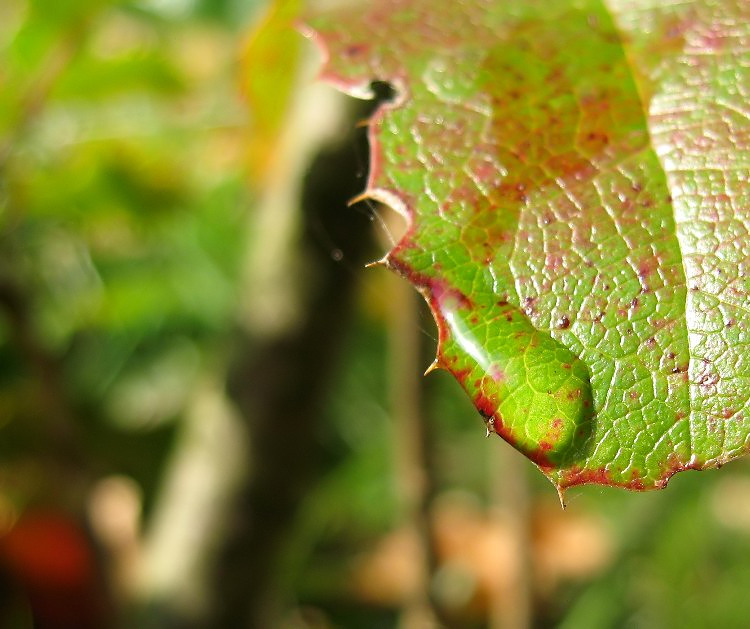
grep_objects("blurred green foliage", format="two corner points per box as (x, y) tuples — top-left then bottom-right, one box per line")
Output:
(0, 0), (259, 509)
(3, 0), (750, 627)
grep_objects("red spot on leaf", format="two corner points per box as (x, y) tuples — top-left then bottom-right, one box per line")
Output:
(546, 253), (564, 272)
(567, 388), (582, 401)
(559, 466), (645, 490)
(475, 392), (499, 421)
(343, 43), (369, 57)
(697, 368), (720, 391)
(490, 366), (506, 382)
(451, 367), (472, 384)
(656, 453), (702, 488)
(522, 296), (537, 315)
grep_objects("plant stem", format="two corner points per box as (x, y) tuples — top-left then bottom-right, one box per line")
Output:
(387, 268), (442, 628)
(489, 448), (533, 629)
(206, 96), (377, 628)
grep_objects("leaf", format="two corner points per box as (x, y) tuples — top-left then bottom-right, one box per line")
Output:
(303, 0), (750, 495)
(242, 0), (304, 183)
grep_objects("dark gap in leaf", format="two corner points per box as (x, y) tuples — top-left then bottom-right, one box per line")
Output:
(369, 80), (398, 104)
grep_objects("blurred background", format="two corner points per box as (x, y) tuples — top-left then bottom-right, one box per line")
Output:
(2, 0), (750, 627)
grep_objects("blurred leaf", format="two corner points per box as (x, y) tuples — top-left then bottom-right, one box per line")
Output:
(242, 0), (303, 181)
(0, 0), (245, 496)
(53, 54), (185, 99)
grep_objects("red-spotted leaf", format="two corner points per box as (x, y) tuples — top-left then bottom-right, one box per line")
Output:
(302, 0), (750, 494)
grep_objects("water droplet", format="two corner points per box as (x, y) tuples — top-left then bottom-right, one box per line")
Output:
(435, 294), (593, 467)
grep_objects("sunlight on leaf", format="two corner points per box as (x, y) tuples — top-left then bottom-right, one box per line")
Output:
(303, 0), (750, 493)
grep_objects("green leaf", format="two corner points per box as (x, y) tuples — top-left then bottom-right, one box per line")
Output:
(303, 0), (750, 493)
(242, 0), (303, 181)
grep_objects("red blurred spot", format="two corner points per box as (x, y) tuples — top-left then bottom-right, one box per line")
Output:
(0, 510), (107, 629)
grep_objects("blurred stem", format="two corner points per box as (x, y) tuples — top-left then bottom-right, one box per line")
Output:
(136, 377), (245, 618)
(388, 274), (441, 629)
(489, 448), (533, 629)
(206, 93), (378, 628)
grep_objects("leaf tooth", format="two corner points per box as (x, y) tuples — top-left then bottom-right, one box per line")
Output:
(555, 485), (567, 510)
(355, 187), (411, 220)
(364, 256), (388, 269)
(347, 191), (372, 207)
(423, 357), (442, 376)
